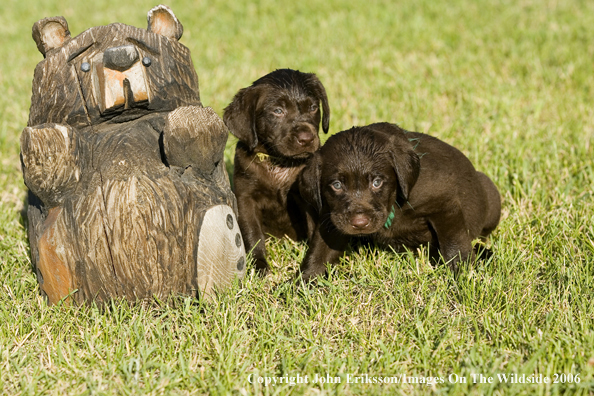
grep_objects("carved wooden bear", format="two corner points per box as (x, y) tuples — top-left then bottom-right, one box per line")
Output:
(21, 5), (245, 305)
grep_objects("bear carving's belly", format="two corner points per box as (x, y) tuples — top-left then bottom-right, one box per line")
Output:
(90, 117), (168, 181)
(23, 111), (245, 304)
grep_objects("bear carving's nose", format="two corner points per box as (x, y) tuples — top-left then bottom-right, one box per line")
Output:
(103, 45), (139, 71)
(351, 214), (370, 230)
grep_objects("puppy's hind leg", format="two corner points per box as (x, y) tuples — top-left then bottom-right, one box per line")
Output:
(427, 208), (475, 273)
(476, 172), (501, 239)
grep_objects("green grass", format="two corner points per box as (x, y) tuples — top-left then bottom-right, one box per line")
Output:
(1, 0), (594, 394)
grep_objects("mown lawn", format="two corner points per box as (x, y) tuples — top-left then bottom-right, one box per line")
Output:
(1, 0), (593, 394)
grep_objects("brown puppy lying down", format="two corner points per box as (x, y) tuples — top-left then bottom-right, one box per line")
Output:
(223, 69), (330, 274)
(298, 122), (501, 280)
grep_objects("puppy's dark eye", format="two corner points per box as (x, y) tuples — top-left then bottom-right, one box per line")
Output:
(310, 104), (318, 113)
(372, 178), (383, 189)
(273, 108), (284, 116)
(331, 181), (343, 191)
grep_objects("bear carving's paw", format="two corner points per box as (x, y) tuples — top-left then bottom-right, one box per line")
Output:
(20, 123), (81, 207)
(163, 106), (228, 172)
(196, 205), (246, 298)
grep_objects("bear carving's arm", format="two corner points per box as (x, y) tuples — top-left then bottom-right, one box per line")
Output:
(161, 106), (245, 296)
(162, 106), (228, 173)
(162, 105), (236, 207)
(20, 123), (82, 208)
(20, 123), (84, 304)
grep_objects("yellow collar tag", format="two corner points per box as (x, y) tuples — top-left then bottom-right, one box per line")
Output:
(255, 152), (270, 162)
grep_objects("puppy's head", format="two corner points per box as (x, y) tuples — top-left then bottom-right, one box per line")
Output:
(300, 123), (420, 235)
(223, 68), (330, 159)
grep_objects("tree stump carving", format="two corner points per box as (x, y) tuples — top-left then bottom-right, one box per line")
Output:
(21, 5), (245, 305)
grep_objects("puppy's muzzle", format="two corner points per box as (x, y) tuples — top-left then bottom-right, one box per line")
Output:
(293, 123), (317, 148)
(350, 214), (371, 230)
(296, 131), (315, 146)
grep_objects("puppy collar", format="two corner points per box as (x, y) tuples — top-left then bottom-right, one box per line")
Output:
(255, 152), (270, 163)
(384, 205), (396, 228)
(255, 152), (285, 164)
(384, 200), (414, 228)
(253, 152), (296, 167)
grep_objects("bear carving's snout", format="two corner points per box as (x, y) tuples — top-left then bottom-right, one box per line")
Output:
(99, 45), (149, 113)
(103, 45), (139, 71)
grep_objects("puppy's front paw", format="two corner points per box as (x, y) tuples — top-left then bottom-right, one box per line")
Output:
(448, 260), (460, 277)
(295, 265), (326, 285)
(254, 258), (270, 277)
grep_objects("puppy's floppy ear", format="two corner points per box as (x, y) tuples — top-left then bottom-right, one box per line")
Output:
(306, 74), (330, 134)
(299, 151), (323, 213)
(223, 86), (263, 151)
(391, 145), (420, 200)
(370, 123), (420, 200)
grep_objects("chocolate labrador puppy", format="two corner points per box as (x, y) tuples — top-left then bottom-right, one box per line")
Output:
(298, 122), (501, 280)
(223, 69), (330, 274)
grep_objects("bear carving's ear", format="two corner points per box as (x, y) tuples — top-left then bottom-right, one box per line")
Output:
(147, 5), (183, 41)
(32, 17), (71, 58)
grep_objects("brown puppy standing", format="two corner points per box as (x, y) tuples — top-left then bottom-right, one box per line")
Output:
(223, 69), (330, 274)
(298, 122), (501, 280)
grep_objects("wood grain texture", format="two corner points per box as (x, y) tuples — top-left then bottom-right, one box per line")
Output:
(22, 6), (244, 305)
(36, 207), (75, 305)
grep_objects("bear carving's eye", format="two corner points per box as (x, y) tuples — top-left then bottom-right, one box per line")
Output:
(142, 57), (152, 67)
(81, 62), (91, 72)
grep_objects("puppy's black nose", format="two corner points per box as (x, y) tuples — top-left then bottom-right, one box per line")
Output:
(351, 214), (370, 230)
(296, 132), (314, 146)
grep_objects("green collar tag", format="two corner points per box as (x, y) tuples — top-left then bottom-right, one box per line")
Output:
(384, 205), (396, 228)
